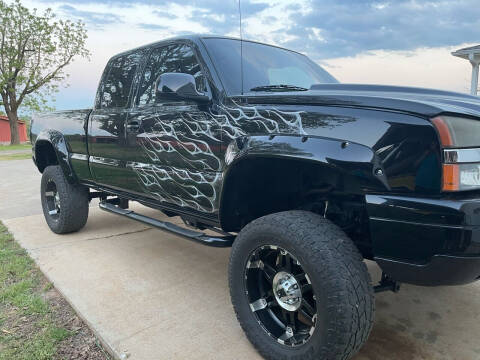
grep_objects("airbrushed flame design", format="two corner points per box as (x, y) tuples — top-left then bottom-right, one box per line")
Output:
(131, 103), (306, 213)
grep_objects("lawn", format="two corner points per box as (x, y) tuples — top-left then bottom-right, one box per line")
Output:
(0, 144), (31, 161)
(0, 144), (31, 152)
(0, 153), (31, 161)
(0, 223), (111, 360)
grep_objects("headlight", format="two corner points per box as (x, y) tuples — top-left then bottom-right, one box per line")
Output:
(443, 164), (480, 191)
(432, 116), (480, 148)
(460, 164), (480, 188)
(432, 116), (480, 191)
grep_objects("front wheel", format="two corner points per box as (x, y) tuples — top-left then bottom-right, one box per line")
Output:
(228, 210), (374, 360)
(40, 165), (89, 234)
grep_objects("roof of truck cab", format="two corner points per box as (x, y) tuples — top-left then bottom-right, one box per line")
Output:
(110, 34), (305, 59)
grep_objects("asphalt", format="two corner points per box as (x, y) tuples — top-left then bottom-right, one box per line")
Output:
(2, 159), (480, 360)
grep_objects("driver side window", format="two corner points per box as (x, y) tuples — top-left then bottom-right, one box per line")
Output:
(137, 43), (206, 106)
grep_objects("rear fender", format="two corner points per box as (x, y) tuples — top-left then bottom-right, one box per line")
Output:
(34, 129), (76, 183)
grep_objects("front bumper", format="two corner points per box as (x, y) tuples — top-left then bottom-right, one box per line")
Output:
(366, 194), (480, 286)
(376, 255), (480, 286)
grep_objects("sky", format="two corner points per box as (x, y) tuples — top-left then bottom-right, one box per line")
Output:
(19, 0), (480, 110)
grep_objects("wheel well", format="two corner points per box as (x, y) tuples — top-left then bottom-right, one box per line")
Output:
(220, 157), (373, 257)
(35, 141), (58, 172)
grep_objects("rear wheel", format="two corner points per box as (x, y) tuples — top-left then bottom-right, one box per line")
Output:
(40, 165), (89, 234)
(229, 210), (374, 360)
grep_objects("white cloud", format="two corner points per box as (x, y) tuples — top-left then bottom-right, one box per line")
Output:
(324, 44), (475, 94)
(17, 0), (478, 109)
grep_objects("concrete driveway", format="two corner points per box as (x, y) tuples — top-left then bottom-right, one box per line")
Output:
(0, 159), (42, 219)
(2, 159), (480, 360)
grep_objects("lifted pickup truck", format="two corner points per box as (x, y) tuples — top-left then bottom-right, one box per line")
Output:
(31, 35), (480, 360)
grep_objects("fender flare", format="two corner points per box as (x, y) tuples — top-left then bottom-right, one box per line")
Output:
(218, 134), (389, 228)
(34, 129), (76, 183)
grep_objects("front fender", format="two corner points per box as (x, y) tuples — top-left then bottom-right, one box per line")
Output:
(223, 134), (389, 191)
(34, 129), (76, 183)
(218, 134), (389, 228)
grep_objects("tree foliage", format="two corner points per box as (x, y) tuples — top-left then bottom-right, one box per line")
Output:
(0, 0), (89, 143)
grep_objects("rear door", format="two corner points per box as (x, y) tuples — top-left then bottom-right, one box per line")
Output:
(88, 49), (146, 190)
(124, 42), (224, 214)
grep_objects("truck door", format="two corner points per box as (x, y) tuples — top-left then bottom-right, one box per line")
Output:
(88, 49), (146, 190)
(124, 43), (224, 214)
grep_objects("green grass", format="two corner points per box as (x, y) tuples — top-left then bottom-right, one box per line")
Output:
(0, 144), (31, 151)
(0, 223), (73, 360)
(0, 153), (31, 161)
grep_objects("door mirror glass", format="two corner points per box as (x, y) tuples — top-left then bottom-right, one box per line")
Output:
(155, 72), (210, 103)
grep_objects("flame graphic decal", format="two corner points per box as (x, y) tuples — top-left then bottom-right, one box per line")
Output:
(131, 103), (306, 213)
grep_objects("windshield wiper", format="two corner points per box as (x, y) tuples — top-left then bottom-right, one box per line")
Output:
(250, 84), (309, 92)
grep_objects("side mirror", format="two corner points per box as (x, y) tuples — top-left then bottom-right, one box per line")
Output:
(155, 73), (210, 103)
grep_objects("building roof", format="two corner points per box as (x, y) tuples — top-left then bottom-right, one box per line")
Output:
(452, 45), (480, 61)
(0, 115), (25, 124)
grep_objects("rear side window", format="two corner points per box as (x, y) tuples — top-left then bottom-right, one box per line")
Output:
(97, 50), (145, 109)
(137, 44), (206, 106)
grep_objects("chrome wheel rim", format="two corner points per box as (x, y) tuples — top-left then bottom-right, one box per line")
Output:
(45, 180), (60, 219)
(244, 245), (317, 347)
(273, 271), (302, 311)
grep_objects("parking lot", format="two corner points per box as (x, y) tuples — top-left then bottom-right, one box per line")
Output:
(2, 159), (480, 360)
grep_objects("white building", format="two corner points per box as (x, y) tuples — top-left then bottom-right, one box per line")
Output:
(452, 45), (480, 96)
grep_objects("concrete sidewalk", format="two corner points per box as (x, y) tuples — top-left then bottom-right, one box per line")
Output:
(4, 204), (480, 360)
(0, 148), (31, 156)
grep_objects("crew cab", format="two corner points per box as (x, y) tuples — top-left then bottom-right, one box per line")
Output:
(31, 35), (480, 360)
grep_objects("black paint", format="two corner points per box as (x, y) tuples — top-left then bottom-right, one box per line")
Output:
(31, 35), (480, 286)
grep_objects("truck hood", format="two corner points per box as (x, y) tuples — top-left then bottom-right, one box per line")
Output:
(245, 84), (480, 119)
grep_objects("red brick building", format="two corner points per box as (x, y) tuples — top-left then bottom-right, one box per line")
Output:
(0, 115), (28, 144)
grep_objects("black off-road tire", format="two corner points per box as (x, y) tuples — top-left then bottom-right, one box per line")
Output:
(229, 210), (374, 360)
(40, 165), (89, 234)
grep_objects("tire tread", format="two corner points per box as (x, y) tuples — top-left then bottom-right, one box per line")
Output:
(41, 165), (89, 234)
(229, 210), (374, 360)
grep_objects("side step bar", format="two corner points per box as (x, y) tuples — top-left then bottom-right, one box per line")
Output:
(99, 201), (235, 247)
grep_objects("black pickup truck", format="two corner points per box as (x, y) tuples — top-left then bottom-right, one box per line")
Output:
(31, 35), (480, 360)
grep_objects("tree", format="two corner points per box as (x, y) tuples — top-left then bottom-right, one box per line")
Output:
(0, 0), (89, 144)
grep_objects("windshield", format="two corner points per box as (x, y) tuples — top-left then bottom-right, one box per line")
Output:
(202, 37), (338, 95)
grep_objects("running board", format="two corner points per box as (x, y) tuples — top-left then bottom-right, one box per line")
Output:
(99, 201), (235, 247)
